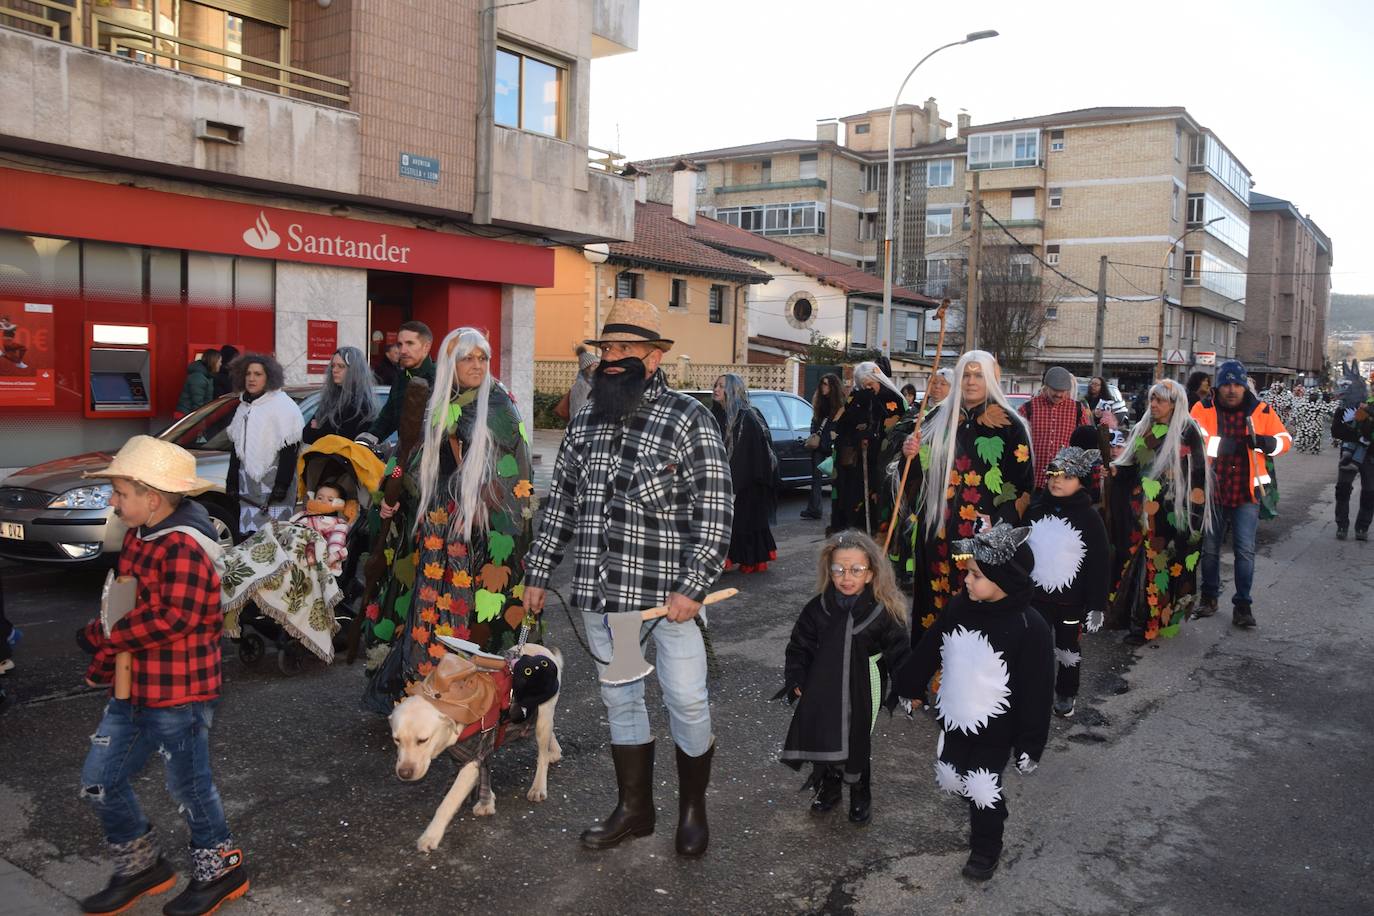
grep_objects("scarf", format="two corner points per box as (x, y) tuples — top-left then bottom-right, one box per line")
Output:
(228, 388), (303, 481)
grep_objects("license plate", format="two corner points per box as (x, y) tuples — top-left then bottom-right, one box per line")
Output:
(0, 521), (23, 540)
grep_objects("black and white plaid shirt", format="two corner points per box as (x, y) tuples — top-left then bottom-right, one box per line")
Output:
(525, 370), (733, 613)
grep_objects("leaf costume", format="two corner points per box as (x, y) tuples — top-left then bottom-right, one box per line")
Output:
(831, 388), (905, 535)
(1107, 422), (1206, 639)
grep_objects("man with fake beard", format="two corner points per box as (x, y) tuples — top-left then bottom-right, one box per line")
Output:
(524, 298), (733, 858)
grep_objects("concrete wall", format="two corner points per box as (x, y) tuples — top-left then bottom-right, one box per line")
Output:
(534, 247), (597, 361)
(0, 29), (361, 195)
(746, 261), (849, 347)
(273, 262), (368, 385)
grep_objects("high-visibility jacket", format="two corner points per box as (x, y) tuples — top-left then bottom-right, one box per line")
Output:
(1190, 394), (1291, 503)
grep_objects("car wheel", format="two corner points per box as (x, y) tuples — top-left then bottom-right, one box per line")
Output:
(196, 499), (238, 548)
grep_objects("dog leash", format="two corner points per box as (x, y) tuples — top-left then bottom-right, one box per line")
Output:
(550, 586), (718, 679)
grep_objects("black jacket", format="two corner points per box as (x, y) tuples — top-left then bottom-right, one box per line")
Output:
(1025, 488), (1110, 618)
(780, 587), (910, 776)
(367, 356), (436, 441)
(896, 587), (1054, 762)
(304, 404), (375, 445)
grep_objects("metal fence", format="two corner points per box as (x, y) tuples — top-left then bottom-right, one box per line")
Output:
(535, 359), (796, 394)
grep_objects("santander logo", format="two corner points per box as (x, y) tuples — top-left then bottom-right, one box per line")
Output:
(242, 211), (281, 251)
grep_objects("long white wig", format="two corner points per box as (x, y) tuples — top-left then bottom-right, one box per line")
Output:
(414, 327), (498, 542)
(919, 350), (1030, 537)
(852, 361), (907, 407)
(714, 373), (750, 457)
(1112, 378), (1212, 535)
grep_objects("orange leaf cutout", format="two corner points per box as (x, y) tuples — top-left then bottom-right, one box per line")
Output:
(422, 562), (444, 581)
(504, 603), (527, 630)
(427, 643), (447, 659)
(978, 403), (1011, 429)
(478, 563), (511, 592)
(513, 480), (534, 499)
(959, 504), (978, 520)
(435, 594), (453, 612)
(419, 607), (439, 625)
(1015, 444), (1030, 463)
(411, 626), (430, 644)
(452, 570), (472, 589)
(423, 535), (443, 551)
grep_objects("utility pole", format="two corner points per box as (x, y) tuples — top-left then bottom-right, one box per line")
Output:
(1092, 254), (1108, 378)
(964, 171), (982, 353)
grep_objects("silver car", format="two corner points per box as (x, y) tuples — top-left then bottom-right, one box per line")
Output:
(0, 386), (388, 565)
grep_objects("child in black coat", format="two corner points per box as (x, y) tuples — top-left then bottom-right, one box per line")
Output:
(1025, 445), (1110, 719)
(779, 530), (911, 825)
(895, 522), (1054, 881)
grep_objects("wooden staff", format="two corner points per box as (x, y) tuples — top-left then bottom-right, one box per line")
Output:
(883, 300), (950, 554)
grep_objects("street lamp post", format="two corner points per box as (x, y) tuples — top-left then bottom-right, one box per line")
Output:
(1155, 216), (1223, 379)
(880, 29), (998, 360)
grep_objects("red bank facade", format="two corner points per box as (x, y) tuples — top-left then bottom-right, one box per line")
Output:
(0, 169), (553, 468)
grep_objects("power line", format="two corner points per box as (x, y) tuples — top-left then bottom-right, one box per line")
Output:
(980, 210), (1139, 302)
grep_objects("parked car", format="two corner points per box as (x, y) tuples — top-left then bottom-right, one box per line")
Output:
(0, 386), (389, 565)
(680, 389), (822, 488)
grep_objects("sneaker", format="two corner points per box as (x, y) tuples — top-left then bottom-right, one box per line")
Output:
(1053, 695), (1075, 718)
(1232, 607), (1257, 629)
(961, 851), (999, 881)
(1193, 596), (1218, 619)
(1358, 530), (1369, 542)
(1336, 527), (1348, 540)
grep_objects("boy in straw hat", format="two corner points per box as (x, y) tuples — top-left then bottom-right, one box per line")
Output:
(74, 436), (250, 916)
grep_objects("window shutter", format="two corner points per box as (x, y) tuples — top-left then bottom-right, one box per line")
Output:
(209, 0), (291, 27)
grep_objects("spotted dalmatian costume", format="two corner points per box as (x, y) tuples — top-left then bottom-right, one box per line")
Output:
(896, 523), (1054, 874)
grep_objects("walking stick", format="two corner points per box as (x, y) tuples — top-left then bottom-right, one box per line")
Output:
(861, 440), (873, 533)
(883, 300), (950, 553)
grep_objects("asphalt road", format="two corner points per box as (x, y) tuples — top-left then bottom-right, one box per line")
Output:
(0, 447), (1370, 915)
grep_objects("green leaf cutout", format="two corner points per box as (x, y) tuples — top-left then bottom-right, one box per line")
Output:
(918, 444), (931, 471)
(974, 436), (1004, 466)
(983, 465), (1004, 497)
(496, 454), (520, 478)
(1153, 568), (1171, 594)
(372, 618), (395, 642)
(1151, 423), (1169, 439)
(1140, 478), (1162, 502)
(1184, 551), (1200, 572)
(487, 531), (516, 565)
(993, 481), (1019, 508)
(475, 589), (505, 623)
(518, 421), (531, 445)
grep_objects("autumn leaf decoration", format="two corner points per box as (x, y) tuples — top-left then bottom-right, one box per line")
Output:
(978, 403), (1012, 429)
(974, 436), (1005, 465)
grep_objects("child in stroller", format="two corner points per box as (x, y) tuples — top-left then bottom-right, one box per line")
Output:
(232, 436), (384, 673)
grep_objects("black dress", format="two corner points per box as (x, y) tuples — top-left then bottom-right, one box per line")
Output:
(831, 388), (904, 535)
(780, 586), (911, 780)
(303, 404), (374, 444)
(713, 403), (778, 569)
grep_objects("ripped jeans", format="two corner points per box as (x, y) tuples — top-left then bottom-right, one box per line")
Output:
(80, 699), (230, 848)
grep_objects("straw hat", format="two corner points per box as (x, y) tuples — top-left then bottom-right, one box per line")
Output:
(84, 435), (215, 495)
(585, 298), (674, 350)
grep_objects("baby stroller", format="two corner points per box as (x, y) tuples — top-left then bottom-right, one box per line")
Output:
(231, 435), (385, 674)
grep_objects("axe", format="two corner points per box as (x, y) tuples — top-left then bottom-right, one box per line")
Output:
(598, 588), (737, 686)
(100, 571), (138, 700)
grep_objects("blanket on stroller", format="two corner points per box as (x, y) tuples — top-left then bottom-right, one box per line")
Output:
(220, 521), (343, 662)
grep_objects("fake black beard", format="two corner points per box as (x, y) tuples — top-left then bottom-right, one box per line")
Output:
(589, 356), (649, 424)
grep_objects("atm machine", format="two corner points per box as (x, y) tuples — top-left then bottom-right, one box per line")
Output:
(84, 322), (155, 418)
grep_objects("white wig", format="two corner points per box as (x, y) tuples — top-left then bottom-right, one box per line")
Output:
(414, 327), (497, 542)
(918, 350), (1029, 537)
(1112, 378), (1212, 535)
(852, 361), (907, 407)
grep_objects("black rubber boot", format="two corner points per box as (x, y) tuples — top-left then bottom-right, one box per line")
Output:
(581, 741), (656, 850)
(81, 859), (178, 915)
(809, 766), (843, 815)
(162, 844), (248, 916)
(675, 741), (714, 857)
(848, 768), (872, 826)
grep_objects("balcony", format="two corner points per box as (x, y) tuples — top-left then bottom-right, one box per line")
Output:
(592, 0), (640, 57)
(489, 127), (633, 242)
(963, 164), (1044, 192)
(714, 178), (827, 195)
(0, 12), (361, 196)
(1181, 286), (1246, 322)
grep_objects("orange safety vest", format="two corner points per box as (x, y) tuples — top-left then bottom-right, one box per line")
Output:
(1189, 397), (1291, 503)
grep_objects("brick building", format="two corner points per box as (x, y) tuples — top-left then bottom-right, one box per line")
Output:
(0, 0), (638, 469)
(1238, 193), (1332, 384)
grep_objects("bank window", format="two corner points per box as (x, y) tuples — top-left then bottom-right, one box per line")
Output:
(494, 45), (566, 138)
(615, 271), (641, 299)
(83, 241), (144, 302)
(799, 153), (818, 180)
(669, 278), (687, 309)
(927, 159), (954, 188)
(708, 285), (726, 323)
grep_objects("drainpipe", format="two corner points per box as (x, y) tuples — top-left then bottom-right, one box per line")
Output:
(473, 0), (496, 224)
(733, 284), (744, 363)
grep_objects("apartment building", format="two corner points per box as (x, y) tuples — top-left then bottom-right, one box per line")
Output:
(0, 0), (638, 469)
(1237, 193), (1332, 384)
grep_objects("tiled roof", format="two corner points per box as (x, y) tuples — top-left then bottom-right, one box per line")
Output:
(963, 106), (1189, 134)
(608, 202), (772, 282)
(632, 139), (831, 167)
(687, 216), (937, 305)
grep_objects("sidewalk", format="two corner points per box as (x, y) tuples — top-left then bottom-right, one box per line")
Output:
(528, 426), (564, 497)
(0, 858), (72, 916)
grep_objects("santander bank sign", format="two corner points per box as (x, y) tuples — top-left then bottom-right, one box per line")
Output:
(242, 211), (412, 265)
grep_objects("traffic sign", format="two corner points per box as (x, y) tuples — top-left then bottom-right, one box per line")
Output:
(1166, 349), (1187, 365)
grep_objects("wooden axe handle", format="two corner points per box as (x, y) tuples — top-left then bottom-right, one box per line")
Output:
(640, 587), (738, 621)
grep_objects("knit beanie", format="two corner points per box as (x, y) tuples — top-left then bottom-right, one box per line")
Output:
(1215, 360), (1247, 388)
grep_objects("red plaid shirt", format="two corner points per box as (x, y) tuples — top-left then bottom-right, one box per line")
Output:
(1213, 404), (1250, 508)
(1019, 393), (1092, 489)
(86, 528), (223, 707)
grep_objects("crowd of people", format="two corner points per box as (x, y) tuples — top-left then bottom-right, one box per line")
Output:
(69, 289), (1374, 914)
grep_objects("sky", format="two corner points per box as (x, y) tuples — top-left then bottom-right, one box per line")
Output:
(590, 0), (1374, 295)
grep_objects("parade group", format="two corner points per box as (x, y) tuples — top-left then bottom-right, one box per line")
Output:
(56, 294), (1374, 915)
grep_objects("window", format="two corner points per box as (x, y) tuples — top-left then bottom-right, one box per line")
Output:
(1011, 190), (1036, 221)
(717, 202), (824, 236)
(1009, 253), (1035, 281)
(904, 313), (921, 352)
(858, 211), (879, 242)
(968, 130), (1041, 170)
(1046, 244), (1061, 266)
(1174, 126), (1183, 161)
(854, 123), (871, 135)
(760, 159), (772, 183)
(850, 306), (868, 346)
(925, 258), (954, 296)
(1167, 251), (1177, 282)
(925, 208), (952, 237)
(1172, 185), (1180, 221)
(696, 170), (708, 193)
(1194, 134), (1251, 203)
(751, 393), (785, 430)
(1049, 129), (1065, 152)
(669, 278), (687, 309)
(615, 271), (641, 299)
(1187, 193), (1206, 225)
(709, 285), (727, 323)
(1048, 187), (1063, 208)
(1198, 251), (1246, 301)
(790, 293), (815, 325)
(494, 46), (566, 137)
(860, 164), (884, 193)
(1280, 335), (1293, 358)
(782, 396), (813, 432)
(1046, 306), (1059, 320)
(926, 159), (954, 188)
(799, 153), (818, 180)
(1184, 250), (1200, 285)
